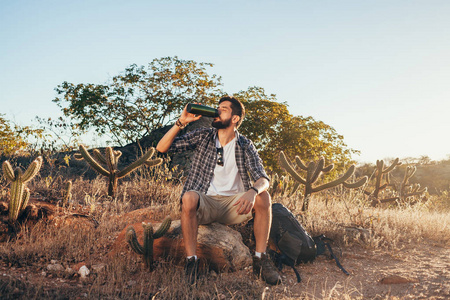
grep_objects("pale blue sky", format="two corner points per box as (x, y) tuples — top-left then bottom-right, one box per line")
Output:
(1, 0), (450, 163)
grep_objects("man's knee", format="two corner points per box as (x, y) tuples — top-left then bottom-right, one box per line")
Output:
(182, 191), (200, 213)
(254, 191), (271, 211)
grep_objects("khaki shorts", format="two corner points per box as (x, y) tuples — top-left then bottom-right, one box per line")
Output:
(189, 191), (253, 225)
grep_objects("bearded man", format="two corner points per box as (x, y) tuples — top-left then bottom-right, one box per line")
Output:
(156, 96), (281, 285)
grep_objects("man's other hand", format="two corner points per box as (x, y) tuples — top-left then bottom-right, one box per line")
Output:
(233, 189), (257, 215)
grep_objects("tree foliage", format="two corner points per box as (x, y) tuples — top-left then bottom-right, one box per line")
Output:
(52, 56), (357, 173)
(34, 116), (84, 152)
(53, 56), (222, 146)
(0, 114), (43, 156)
(235, 87), (358, 174)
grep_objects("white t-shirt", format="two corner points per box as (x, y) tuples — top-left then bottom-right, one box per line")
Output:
(206, 135), (245, 196)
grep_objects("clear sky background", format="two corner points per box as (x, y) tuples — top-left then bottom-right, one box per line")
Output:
(1, 0), (450, 163)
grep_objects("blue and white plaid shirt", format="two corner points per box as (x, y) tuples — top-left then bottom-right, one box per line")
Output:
(168, 127), (269, 200)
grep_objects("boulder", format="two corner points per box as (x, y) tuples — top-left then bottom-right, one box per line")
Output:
(112, 219), (252, 272)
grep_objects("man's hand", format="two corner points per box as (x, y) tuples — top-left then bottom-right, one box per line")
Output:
(233, 189), (257, 215)
(179, 103), (202, 125)
(156, 103), (203, 153)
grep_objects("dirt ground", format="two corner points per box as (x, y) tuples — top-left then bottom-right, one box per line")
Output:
(0, 241), (448, 299)
(271, 242), (450, 299)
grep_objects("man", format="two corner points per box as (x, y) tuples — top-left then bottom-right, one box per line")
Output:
(156, 96), (281, 285)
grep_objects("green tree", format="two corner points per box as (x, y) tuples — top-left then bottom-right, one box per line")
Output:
(0, 114), (44, 156)
(53, 56), (222, 146)
(235, 87), (358, 174)
(34, 115), (84, 152)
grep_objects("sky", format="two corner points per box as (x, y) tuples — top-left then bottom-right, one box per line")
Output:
(1, 0), (450, 163)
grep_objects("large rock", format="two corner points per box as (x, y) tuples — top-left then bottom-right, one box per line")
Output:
(112, 219), (252, 272)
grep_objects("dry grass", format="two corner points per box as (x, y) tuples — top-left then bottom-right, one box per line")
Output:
(277, 189), (450, 250)
(0, 172), (449, 299)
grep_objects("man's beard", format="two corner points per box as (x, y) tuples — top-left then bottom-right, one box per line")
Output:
(212, 117), (232, 129)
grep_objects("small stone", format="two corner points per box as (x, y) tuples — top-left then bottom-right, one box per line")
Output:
(78, 265), (90, 279)
(47, 263), (64, 272)
(65, 267), (76, 277)
(50, 259), (58, 264)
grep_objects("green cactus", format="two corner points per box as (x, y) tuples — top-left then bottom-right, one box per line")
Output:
(126, 217), (172, 269)
(76, 145), (163, 197)
(279, 151), (367, 211)
(2, 156), (43, 223)
(62, 180), (73, 206)
(363, 158), (402, 206)
(269, 173), (300, 198)
(397, 166), (427, 204)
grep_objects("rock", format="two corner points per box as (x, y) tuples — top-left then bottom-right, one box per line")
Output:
(78, 266), (90, 279)
(47, 263), (64, 273)
(380, 275), (418, 284)
(119, 205), (165, 225)
(111, 219), (252, 272)
(65, 267), (76, 277)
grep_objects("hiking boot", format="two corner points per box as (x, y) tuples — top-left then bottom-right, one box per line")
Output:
(252, 253), (282, 285)
(184, 257), (199, 285)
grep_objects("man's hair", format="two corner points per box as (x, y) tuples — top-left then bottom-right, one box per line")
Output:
(219, 96), (245, 128)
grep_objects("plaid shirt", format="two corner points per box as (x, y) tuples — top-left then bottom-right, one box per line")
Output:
(168, 127), (269, 199)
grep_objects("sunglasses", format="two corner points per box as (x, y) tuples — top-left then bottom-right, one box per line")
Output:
(216, 147), (224, 166)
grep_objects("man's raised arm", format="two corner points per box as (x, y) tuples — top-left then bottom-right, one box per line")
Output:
(156, 104), (202, 153)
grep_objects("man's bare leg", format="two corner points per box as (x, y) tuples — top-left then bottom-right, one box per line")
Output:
(181, 191), (200, 256)
(252, 191), (281, 285)
(253, 191), (271, 253)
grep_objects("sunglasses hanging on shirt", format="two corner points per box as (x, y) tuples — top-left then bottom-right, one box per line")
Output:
(216, 147), (224, 166)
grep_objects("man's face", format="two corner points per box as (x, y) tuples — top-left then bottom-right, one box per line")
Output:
(212, 101), (234, 129)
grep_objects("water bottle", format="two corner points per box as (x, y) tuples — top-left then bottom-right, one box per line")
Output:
(187, 103), (219, 118)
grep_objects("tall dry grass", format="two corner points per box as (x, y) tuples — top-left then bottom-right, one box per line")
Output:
(0, 168), (449, 299)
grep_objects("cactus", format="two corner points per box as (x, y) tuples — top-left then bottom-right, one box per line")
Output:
(76, 145), (163, 197)
(363, 158), (402, 206)
(400, 166), (427, 197)
(269, 173), (300, 198)
(62, 180), (73, 206)
(2, 156), (43, 223)
(279, 151), (367, 211)
(126, 217), (172, 269)
(394, 166), (427, 205)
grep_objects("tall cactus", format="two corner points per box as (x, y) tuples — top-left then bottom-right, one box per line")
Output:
(364, 158), (402, 206)
(62, 180), (73, 206)
(126, 217), (172, 270)
(268, 173), (300, 198)
(75, 145), (163, 197)
(398, 166), (427, 204)
(279, 151), (367, 211)
(2, 156), (43, 223)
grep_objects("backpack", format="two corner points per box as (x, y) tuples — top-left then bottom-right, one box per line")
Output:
(268, 203), (349, 282)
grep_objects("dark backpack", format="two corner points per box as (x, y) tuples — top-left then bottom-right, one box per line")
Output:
(268, 203), (349, 282)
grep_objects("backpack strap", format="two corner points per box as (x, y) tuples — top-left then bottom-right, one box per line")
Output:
(323, 241), (350, 276)
(313, 235), (350, 276)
